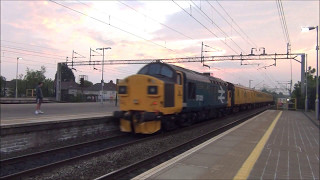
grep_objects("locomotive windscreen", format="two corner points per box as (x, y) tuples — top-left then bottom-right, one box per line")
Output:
(138, 63), (176, 82)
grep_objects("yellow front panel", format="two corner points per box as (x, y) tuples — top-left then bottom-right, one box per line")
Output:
(134, 121), (161, 134)
(118, 75), (163, 112)
(118, 74), (183, 115)
(120, 119), (132, 132)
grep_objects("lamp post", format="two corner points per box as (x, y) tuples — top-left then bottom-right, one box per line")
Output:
(15, 57), (22, 98)
(305, 54), (308, 112)
(96, 47), (111, 104)
(302, 26), (319, 119)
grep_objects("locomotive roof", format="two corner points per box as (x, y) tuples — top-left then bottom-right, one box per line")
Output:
(165, 63), (227, 84)
(233, 84), (272, 95)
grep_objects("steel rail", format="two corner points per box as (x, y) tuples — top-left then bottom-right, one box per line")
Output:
(95, 107), (270, 180)
(1, 106), (271, 179)
(0, 132), (135, 179)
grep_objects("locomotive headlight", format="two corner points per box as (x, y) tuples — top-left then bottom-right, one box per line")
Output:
(118, 86), (127, 94)
(148, 86), (158, 95)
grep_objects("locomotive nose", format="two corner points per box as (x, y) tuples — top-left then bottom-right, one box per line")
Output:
(118, 75), (162, 112)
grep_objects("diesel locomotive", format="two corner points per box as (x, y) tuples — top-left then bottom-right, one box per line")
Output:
(114, 62), (273, 134)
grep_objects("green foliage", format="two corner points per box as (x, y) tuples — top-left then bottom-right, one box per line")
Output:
(5, 66), (55, 97)
(9, 75), (25, 97)
(83, 80), (93, 87)
(0, 76), (6, 97)
(24, 66), (46, 89)
(260, 88), (287, 101)
(292, 66), (316, 110)
(55, 63), (75, 82)
(43, 78), (55, 97)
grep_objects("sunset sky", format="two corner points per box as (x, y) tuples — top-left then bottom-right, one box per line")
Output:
(1, 1), (319, 94)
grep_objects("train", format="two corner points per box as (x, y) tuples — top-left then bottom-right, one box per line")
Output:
(113, 62), (274, 134)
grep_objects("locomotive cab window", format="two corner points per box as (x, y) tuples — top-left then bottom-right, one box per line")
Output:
(161, 66), (173, 78)
(138, 63), (174, 79)
(139, 66), (149, 74)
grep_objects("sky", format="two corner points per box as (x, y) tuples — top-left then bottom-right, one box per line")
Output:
(1, 0), (319, 94)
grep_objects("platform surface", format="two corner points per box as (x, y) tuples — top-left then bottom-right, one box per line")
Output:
(134, 110), (319, 180)
(1, 102), (118, 126)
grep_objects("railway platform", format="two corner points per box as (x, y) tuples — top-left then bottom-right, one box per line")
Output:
(0, 102), (118, 127)
(1, 102), (119, 156)
(134, 110), (319, 180)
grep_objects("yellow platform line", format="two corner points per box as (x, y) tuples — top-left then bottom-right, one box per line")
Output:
(233, 111), (283, 180)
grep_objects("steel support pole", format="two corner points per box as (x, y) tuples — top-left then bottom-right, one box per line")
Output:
(316, 26), (319, 120)
(305, 54), (308, 112)
(56, 63), (61, 101)
(101, 49), (104, 104)
(15, 58), (19, 98)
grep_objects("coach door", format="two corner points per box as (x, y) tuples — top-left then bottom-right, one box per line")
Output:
(175, 71), (184, 111)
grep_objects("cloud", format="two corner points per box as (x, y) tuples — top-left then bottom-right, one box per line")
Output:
(1, 1), (318, 92)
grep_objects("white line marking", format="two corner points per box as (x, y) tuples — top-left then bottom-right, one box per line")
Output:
(287, 151), (290, 180)
(287, 116), (290, 147)
(296, 153), (302, 179)
(274, 150), (280, 180)
(299, 118), (313, 147)
(306, 154), (316, 180)
(280, 127), (285, 146)
(2, 112), (113, 121)
(315, 153), (319, 161)
(292, 117), (302, 179)
(132, 111), (269, 180)
(272, 124), (281, 145)
(305, 123), (319, 145)
(260, 149), (272, 180)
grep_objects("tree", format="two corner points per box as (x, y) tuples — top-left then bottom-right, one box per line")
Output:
(292, 66), (316, 110)
(55, 63), (75, 82)
(83, 80), (93, 87)
(43, 78), (55, 97)
(24, 66), (46, 90)
(10, 74), (25, 97)
(0, 75), (6, 97)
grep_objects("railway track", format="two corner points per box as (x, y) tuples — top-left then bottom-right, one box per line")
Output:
(1, 106), (271, 179)
(95, 107), (271, 180)
(0, 132), (143, 179)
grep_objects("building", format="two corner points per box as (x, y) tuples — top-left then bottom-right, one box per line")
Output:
(59, 80), (117, 102)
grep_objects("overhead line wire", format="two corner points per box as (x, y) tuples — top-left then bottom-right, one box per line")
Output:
(276, 0), (290, 45)
(214, 0), (258, 48)
(1, 45), (65, 58)
(172, 0), (239, 54)
(1, 49), (65, 61)
(117, 1), (195, 40)
(1, 55), (57, 66)
(49, 0), (178, 54)
(279, 0), (290, 44)
(76, 1), (146, 34)
(190, 0), (245, 53)
(205, 0), (254, 49)
(1, 57), (57, 69)
(1, 40), (60, 50)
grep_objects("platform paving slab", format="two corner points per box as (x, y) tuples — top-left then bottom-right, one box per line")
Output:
(135, 110), (319, 180)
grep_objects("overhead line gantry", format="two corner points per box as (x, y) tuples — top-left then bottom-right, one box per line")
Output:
(65, 53), (302, 66)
